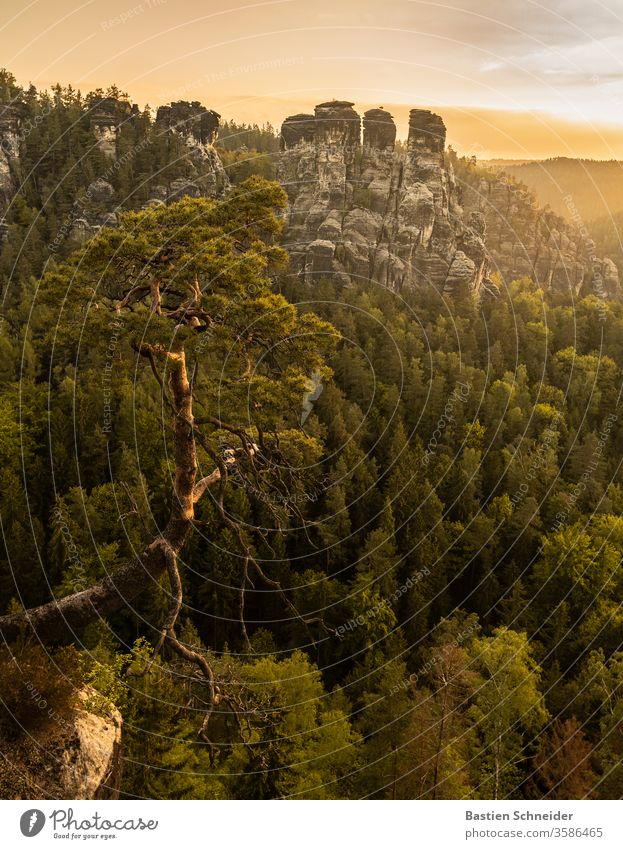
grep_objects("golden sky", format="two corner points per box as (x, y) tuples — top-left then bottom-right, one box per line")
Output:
(2, 0), (623, 158)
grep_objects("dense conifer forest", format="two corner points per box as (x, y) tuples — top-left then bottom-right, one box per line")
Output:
(1, 71), (623, 800)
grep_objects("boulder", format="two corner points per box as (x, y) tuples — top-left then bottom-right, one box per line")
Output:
(0, 688), (123, 800)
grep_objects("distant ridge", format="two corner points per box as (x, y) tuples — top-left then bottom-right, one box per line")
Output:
(484, 157), (623, 223)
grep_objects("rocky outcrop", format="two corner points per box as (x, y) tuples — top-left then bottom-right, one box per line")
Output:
(70, 100), (230, 242)
(0, 688), (122, 800)
(154, 100), (229, 200)
(70, 177), (119, 242)
(281, 113), (316, 149)
(156, 100), (221, 145)
(363, 108), (396, 151)
(0, 103), (25, 217)
(1, 86), (617, 298)
(278, 101), (488, 294)
(89, 97), (136, 158)
(278, 101), (619, 298)
(459, 172), (620, 295)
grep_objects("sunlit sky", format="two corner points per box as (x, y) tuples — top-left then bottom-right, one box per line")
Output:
(2, 0), (623, 158)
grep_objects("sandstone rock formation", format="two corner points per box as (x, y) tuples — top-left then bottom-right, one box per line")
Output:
(278, 101), (619, 298)
(278, 101), (488, 294)
(0, 688), (123, 800)
(280, 113), (315, 149)
(0, 103), (24, 212)
(89, 97), (136, 158)
(458, 170), (620, 296)
(363, 108), (396, 151)
(69, 100), (229, 242)
(0, 88), (618, 299)
(154, 100), (229, 200)
(69, 177), (118, 243)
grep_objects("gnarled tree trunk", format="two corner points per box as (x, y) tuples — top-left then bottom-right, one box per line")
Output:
(0, 350), (202, 644)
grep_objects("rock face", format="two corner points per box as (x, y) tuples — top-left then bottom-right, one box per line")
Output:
(154, 100), (229, 200)
(281, 113), (316, 149)
(278, 101), (619, 297)
(70, 177), (119, 243)
(65, 697), (123, 799)
(0, 103), (24, 212)
(1, 689), (123, 800)
(1, 89), (618, 298)
(278, 101), (488, 294)
(459, 173), (620, 296)
(363, 108), (396, 151)
(89, 97), (136, 158)
(156, 100), (221, 145)
(69, 100), (229, 242)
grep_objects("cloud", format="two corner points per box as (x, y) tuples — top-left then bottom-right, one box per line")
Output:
(407, 0), (620, 50)
(3, 0), (623, 149)
(480, 60), (504, 72)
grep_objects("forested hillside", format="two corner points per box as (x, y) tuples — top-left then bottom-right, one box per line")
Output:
(1, 71), (623, 800)
(487, 157), (623, 222)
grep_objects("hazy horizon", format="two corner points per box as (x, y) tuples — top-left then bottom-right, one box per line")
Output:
(5, 71), (623, 161)
(3, 0), (623, 160)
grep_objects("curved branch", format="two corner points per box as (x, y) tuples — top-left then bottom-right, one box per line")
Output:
(0, 350), (203, 645)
